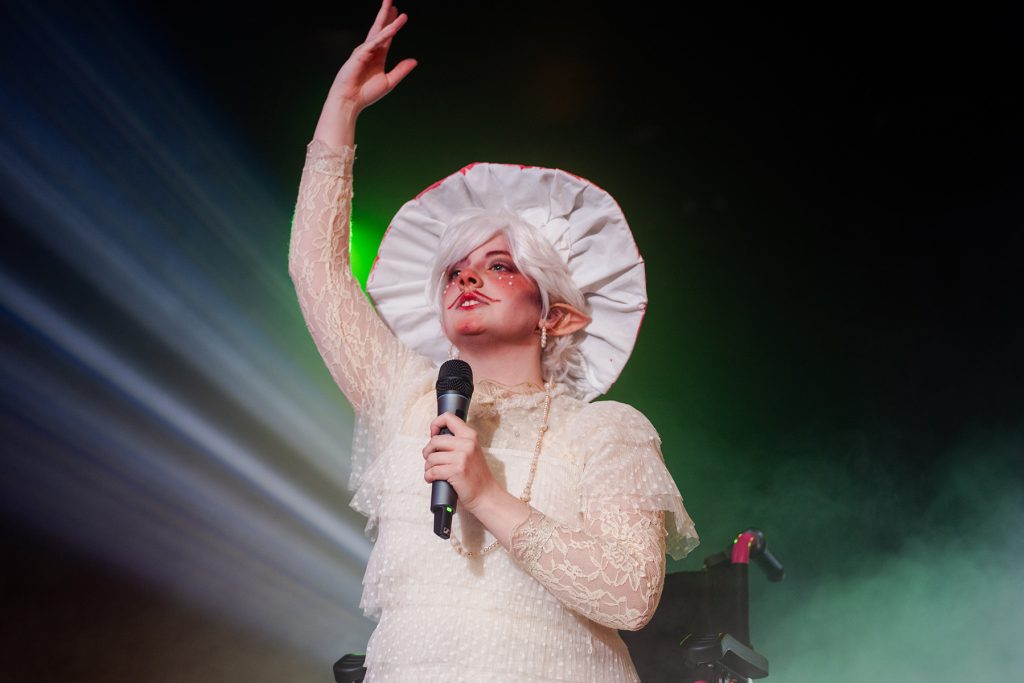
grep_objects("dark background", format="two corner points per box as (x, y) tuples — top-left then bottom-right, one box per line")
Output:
(2, 1), (1021, 680)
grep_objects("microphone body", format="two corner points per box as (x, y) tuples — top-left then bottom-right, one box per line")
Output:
(433, 360), (474, 539)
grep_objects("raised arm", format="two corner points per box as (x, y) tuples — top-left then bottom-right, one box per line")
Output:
(289, 1), (418, 414)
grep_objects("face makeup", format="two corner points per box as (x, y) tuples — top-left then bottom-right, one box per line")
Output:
(441, 234), (542, 345)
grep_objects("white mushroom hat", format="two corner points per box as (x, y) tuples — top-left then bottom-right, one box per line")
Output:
(367, 161), (647, 401)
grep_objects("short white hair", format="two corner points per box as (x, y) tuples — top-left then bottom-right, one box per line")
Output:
(427, 209), (592, 397)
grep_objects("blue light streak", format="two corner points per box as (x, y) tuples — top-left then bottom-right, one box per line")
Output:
(1, 0), (376, 660)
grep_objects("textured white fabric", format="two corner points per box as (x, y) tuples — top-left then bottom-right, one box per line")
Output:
(289, 141), (699, 682)
(367, 161), (648, 401)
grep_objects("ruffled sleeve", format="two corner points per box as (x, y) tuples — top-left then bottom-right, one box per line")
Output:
(508, 401), (698, 631)
(572, 401), (699, 561)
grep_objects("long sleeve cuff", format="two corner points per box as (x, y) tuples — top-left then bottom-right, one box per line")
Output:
(305, 139), (356, 177)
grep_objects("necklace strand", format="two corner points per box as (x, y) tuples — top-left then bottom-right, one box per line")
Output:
(450, 380), (552, 558)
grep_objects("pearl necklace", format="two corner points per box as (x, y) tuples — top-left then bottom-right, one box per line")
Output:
(450, 380), (553, 558)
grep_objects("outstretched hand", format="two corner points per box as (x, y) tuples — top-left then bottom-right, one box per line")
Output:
(330, 0), (417, 111)
(314, 0), (416, 148)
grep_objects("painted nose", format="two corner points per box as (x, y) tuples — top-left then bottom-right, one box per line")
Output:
(457, 268), (481, 289)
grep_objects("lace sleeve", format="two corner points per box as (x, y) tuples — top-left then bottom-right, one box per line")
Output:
(508, 401), (698, 631)
(288, 140), (411, 416)
(510, 506), (667, 631)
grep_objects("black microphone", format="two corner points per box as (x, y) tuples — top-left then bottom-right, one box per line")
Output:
(432, 359), (474, 539)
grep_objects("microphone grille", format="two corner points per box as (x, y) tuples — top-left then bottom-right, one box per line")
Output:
(436, 359), (474, 397)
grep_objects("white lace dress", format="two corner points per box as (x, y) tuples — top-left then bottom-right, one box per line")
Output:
(289, 141), (699, 682)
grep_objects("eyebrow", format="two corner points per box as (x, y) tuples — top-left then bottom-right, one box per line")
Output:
(450, 250), (513, 268)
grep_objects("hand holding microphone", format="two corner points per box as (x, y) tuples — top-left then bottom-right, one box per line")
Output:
(426, 360), (475, 539)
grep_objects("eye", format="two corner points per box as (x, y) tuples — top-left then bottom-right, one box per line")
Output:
(446, 268), (461, 281)
(490, 261), (514, 273)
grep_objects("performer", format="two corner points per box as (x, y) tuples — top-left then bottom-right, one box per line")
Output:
(289, 2), (699, 680)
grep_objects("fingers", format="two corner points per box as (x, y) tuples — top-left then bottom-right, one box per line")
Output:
(355, 12), (408, 73)
(422, 446), (474, 484)
(424, 463), (454, 484)
(385, 57), (418, 89)
(364, 9), (407, 50)
(430, 412), (475, 438)
(422, 433), (458, 456)
(380, 12), (408, 46)
(367, 0), (394, 39)
(423, 416), (481, 486)
(422, 441), (458, 483)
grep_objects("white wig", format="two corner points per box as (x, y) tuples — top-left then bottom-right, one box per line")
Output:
(427, 209), (592, 396)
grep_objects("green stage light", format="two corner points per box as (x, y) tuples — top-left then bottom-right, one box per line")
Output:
(349, 218), (384, 292)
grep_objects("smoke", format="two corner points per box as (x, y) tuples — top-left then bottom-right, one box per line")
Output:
(749, 430), (1024, 680)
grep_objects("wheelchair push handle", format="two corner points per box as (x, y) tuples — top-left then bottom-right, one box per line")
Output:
(731, 528), (785, 582)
